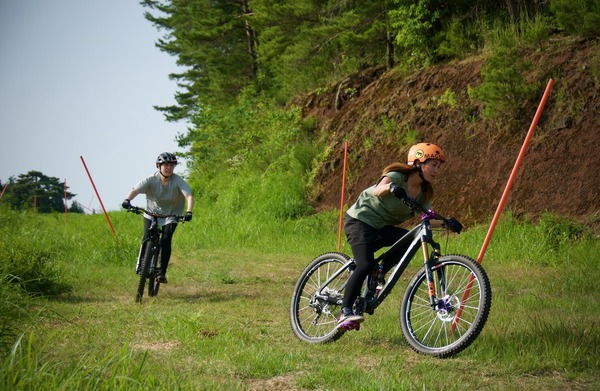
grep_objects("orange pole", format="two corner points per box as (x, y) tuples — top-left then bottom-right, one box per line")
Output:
(475, 78), (555, 265)
(451, 79), (554, 332)
(0, 183), (7, 200)
(337, 142), (349, 251)
(80, 156), (119, 244)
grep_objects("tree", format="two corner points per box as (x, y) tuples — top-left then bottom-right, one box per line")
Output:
(141, 0), (259, 121)
(253, 0), (397, 101)
(68, 201), (85, 214)
(2, 171), (76, 213)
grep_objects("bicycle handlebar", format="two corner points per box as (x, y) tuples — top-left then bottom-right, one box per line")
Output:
(126, 206), (186, 222)
(400, 195), (462, 233)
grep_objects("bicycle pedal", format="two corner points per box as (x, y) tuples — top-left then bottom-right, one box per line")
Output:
(339, 321), (361, 331)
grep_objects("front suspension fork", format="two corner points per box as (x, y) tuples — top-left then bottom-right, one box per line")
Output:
(422, 241), (444, 309)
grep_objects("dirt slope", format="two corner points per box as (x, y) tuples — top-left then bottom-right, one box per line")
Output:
(300, 36), (600, 230)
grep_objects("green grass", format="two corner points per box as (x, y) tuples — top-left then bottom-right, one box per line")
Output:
(1, 208), (599, 390)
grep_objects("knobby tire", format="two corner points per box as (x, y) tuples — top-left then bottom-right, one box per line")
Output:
(290, 252), (352, 343)
(400, 254), (492, 358)
(148, 247), (162, 297)
(135, 240), (155, 303)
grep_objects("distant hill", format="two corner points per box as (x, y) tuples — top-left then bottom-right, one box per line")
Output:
(299, 35), (600, 231)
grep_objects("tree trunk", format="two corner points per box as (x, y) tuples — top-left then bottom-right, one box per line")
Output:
(242, 0), (258, 81)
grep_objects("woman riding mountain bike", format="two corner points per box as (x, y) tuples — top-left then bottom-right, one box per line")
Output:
(337, 142), (462, 330)
(122, 152), (194, 283)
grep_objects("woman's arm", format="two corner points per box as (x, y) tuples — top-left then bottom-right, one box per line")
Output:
(372, 176), (393, 197)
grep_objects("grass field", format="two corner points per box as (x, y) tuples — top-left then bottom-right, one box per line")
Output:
(1, 209), (599, 390)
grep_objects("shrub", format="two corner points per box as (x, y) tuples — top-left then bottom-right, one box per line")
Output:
(551, 0), (600, 38)
(468, 22), (538, 118)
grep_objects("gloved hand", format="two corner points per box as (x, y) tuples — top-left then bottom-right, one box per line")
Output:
(389, 183), (406, 199)
(122, 199), (131, 210)
(184, 211), (193, 222)
(445, 217), (463, 234)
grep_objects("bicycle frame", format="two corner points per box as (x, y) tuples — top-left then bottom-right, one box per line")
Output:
(128, 206), (184, 302)
(316, 217), (443, 314)
(291, 197), (490, 356)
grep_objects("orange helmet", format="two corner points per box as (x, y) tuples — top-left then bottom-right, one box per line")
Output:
(407, 143), (445, 166)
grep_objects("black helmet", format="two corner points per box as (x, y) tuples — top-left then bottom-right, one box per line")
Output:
(156, 152), (178, 166)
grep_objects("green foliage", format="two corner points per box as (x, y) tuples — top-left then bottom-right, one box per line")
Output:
(389, 0), (443, 66)
(397, 125), (418, 147)
(437, 88), (458, 108)
(140, 0), (598, 124)
(551, 0), (600, 38)
(1, 211), (599, 389)
(0, 208), (71, 296)
(520, 13), (553, 47)
(0, 207), (71, 357)
(179, 93), (321, 224)
(1, 333), (170, 390)
(590, 41), (600, 84)
(538, 212), (591, 252)
(253, 0), (395, 102)
(468, 21), (539, 118)
(0, 277), (32, 356)
(141, 0), (258, 116)
(2, 171), (76, 213)
(436, 18), (482, 60)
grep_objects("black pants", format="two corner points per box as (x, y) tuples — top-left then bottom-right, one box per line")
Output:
(341, 215), (408, 310)
(142, 218), (178, 273)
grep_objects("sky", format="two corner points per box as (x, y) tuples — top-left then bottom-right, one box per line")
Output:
(0, 0), (189, 213)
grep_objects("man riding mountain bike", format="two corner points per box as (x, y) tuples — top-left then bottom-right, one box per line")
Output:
(122, 152), (194, 283)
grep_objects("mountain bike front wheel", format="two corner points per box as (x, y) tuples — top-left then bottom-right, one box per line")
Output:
(400, 254), (492, 358)
(148, 248), (162, 297)
(290, 252), (352, 343)
(135, 241), (155, 303)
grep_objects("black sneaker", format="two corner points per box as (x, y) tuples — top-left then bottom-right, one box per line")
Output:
(157, 274), (168, 284)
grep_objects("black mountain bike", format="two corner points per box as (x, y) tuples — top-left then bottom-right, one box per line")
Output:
(290, 196), (492, 358)
(127, 206), (185, 303)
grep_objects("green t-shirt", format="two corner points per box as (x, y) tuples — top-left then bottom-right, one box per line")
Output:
(346, 171), (430, 229)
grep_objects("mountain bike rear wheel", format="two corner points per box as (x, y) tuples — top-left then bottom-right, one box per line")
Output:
(135, 241), (155, 303)
(400, 254), (491, 357)
(290, 252), (352, 343)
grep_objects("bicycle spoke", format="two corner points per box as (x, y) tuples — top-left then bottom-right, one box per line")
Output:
(401, 255), (491, 357)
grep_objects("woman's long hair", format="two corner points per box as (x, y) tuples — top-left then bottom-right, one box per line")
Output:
(381, 162), (433, 203)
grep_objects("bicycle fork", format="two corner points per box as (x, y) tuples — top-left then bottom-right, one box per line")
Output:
(422, 240), (461, 328)
(420, 229), (446, 311)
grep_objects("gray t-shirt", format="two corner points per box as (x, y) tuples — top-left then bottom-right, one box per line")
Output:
(346, 171), (430, 229)
(134, 172), (192, 225)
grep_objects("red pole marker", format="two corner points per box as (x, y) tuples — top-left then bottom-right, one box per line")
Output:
(452, 79), (555, 333)
(337, 142), (349, 251)
(80, 156), (119, 244)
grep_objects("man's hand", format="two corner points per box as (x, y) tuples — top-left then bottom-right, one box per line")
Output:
(184, 211), (193, 222)
(122, 199), (131, 210)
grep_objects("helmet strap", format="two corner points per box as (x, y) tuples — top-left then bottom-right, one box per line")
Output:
(414, 162), (429, 192)
(157, 164), (172, 179)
